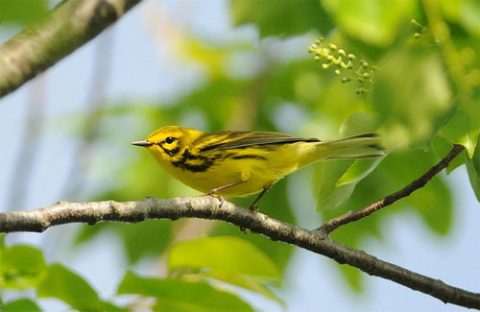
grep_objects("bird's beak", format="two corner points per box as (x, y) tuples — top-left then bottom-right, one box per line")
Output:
(132, 140), (153, 147)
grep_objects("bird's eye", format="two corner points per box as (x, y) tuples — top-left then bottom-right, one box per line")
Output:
(165, 136), (176, 144)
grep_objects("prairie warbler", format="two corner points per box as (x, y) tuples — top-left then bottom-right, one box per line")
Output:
(133, 126), (384, 208)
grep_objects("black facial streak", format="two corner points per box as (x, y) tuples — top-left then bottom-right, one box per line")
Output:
(159, 143), (180, 157)
(172, 149), (214, 172)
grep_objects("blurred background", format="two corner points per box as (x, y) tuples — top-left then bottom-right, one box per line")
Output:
(0, 0), (479, 311)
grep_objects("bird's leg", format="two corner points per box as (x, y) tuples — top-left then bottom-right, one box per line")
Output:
(205, 181), (246, 207)
(206, 180), (245, 196)
(248, 185), (272, 211)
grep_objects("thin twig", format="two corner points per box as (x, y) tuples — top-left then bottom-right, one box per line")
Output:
(319, 144), (465, 234)
(0, 196), (479, 309)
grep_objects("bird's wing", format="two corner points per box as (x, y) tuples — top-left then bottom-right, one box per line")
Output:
(197, 131), (320, 152)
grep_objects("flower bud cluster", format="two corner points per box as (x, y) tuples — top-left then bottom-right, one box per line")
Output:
(308, 38), (377, 94)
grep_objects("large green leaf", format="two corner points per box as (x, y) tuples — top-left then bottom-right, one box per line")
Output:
(231, 0), (334, 37)
(118, 271), (254, 312)
(37, 264), (123, 311)
(0, 245), (46, 289)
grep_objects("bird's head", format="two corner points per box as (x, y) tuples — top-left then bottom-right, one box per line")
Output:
(132, 126), (201, 161)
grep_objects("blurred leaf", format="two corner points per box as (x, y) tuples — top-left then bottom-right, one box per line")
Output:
(0, 0), (49, 25)
(0, 245), (46, 289)
(213, 181), (295, 272)
(466, 135), (480, 202)
(75, 221), (172, 264)
(373, 49), (453, 149)
(168, 236), (281, 302)
(440, 0), (480, 37)
(321, 0), (416, 45)
(407, 172), (453, 235)
(37, 264), (123, 311)
(315, 113), (383, 210)
(315, 160), (355, 210)
(231, 0), (334, 37)
(118, 271), (254, 312)
(442, 98), (480, 157)
(168, 236), (280, 280)
(338, 265), (362, 293)
(3, 298), (41, 312)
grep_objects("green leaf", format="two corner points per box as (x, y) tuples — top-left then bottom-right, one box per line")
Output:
(315, 113), (383, 210)
(0, 245), (46, 289)
(231, 0), (334, 37)
(3, 298), (42, 312)
(466, 134), (480, 202)
(373, 49), (453, 149)
(0, 0), (49, 25)
(212, 181), (295, 272)
(320, 0), (416, 45)
(441, 99), (480, 157)
(75, 220), (172, 265)
(118, 272), (254, 312)
(168, 236), (282, 302)
(168, 236), (280, 280)
(440, 0), (480, 37)
(338, 265), (362, 293)
(37, 264), (123, 311)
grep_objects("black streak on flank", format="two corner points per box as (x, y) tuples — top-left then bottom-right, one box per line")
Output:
(172, 149), (215, 172)
(231, 154), (267, 161)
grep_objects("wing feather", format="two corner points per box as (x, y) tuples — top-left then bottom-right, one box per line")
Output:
(196, 131), (320, 152)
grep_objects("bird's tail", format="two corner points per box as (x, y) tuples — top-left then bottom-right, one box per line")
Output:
(311, 133), (385, 162)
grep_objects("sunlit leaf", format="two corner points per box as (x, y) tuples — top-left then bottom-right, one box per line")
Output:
(118, 271), (254, 312)
(0, 245), (46, 289)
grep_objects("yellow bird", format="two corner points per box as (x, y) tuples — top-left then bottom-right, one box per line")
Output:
(132, 126), (384, 209)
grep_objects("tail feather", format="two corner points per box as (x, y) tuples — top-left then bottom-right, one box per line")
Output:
(316, 133), (385, 160)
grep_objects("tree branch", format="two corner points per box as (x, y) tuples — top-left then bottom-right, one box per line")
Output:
(319, 144), (465, 234)
(0, 0), (142, 98)
(1, 196), (479, 309)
